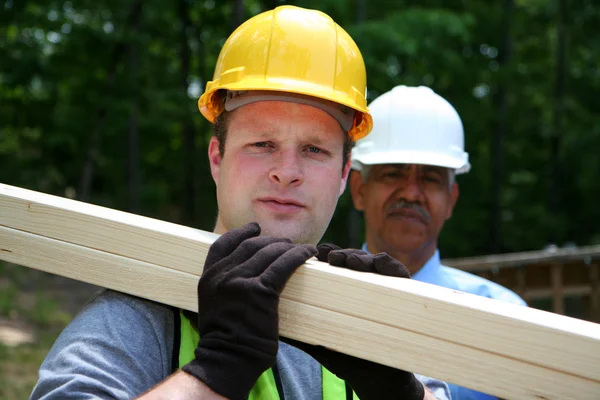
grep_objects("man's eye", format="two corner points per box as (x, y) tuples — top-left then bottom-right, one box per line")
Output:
(307, 146), (323, 154)
(254, 142), (269, 148)
(424, 174), (442, 183)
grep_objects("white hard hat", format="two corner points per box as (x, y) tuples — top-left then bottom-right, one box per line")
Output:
(352, 85), (471, 174)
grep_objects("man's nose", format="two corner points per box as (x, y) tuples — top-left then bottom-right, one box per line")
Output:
(397, 168), (425, 203)
(269, 149), (304, 187)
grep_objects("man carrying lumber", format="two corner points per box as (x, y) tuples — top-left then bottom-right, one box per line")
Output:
(30, 7), (449, 400)
(348, 85), (527, 400)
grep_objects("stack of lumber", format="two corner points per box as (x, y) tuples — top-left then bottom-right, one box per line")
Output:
(1, 183), (599, 399)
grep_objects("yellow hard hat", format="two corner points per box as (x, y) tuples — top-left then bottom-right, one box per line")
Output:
(198, 5), (372, 141)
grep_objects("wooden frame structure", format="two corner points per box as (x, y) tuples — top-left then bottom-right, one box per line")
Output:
(445, 246), (600, 320)
(1, 183), (600, 399)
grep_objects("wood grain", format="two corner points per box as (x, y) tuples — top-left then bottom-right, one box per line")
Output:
(2, 183), (600, 399)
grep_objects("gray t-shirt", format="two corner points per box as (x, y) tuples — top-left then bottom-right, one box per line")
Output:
(30, 290), (450, 399)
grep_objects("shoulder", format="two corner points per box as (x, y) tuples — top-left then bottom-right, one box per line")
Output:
(90, 289), (176, 326)
(30, 290), (176, 400)
(438, 265), (527, 306)
(69, 289), (177, 348)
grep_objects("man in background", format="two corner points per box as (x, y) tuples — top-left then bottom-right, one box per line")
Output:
(349, 85), (526, 400)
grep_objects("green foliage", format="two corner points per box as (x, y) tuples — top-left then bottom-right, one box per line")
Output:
(1, 0), (598, 257)
(0, 262), (85, 398)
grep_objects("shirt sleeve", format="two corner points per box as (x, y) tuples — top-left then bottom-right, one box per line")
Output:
(29, 290), (175, 400)
(416, 374), (452, 400)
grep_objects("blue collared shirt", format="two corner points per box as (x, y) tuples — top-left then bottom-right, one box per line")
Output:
(363, 244), (526, 400)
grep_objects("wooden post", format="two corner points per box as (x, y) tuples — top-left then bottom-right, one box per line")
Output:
(590, 264), (600, 323)
(552, 263), (565, 315)
(516, 266), (527, 303)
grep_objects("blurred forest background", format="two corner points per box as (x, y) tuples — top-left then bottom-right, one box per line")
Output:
(0, 0), (598, 397)
(2, 0), (599, 256)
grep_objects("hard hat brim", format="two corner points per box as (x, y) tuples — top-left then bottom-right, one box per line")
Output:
(199, 81), (373, 141)
(352, 150), (471, 174)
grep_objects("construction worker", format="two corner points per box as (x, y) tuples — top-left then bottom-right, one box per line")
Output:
(349, 85), (526, 400)
(30, 8), (450, 400)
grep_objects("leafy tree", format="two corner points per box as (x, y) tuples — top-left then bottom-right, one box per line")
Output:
(1, 0), (597, 258)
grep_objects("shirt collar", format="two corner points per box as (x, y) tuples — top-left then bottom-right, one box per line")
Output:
(361, 242), (441, 281)
(411, 249), (441, 281)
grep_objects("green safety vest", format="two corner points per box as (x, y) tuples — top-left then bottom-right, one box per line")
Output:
(178, 311), (359, 399)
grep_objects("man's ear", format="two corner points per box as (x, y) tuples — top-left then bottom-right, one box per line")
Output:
(349, 170), (366, 211)
(208, 136), (222, 185)
(339, 157), (353, 196)
(446, 182), (460, 220)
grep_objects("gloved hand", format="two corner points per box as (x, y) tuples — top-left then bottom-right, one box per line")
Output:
(282, 243), (424, 400)
(182, 222), (317, 400)
(316, 243), (411, 278)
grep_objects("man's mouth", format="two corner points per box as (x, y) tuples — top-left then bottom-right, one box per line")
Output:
(386, 203), (430, 224)
(257, 197), (306, 213)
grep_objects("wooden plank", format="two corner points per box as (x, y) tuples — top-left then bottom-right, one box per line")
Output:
(2, 183), (600, 399)
(443, 245), (600, 272)
(526, 285), (591, 299)
(3, 226), (600, 400)
(0, 184), (219, 276)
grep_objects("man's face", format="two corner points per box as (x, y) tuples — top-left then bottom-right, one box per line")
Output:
(209, 100), (351, 244)
(350, 164), (459, 254)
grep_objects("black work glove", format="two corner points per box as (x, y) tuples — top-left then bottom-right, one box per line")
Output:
(282, 243), (424, 400)
(182, 222), (318, 400)
(316, 243), (412, 278)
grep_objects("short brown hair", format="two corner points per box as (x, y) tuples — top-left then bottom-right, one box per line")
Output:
(213, 111), (354, 168)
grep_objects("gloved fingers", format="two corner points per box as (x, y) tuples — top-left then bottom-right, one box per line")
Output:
(372, 253), (411, 278)
(228, 241), (297, 279)
(316, 243), (342, 262)
(327, 250), (410, 278)
(204, 222), (261, 268)
(202, 235), (291, 284)
(328, 249), (372, 272)
(213, 235), (292, 275)
(344, 252), (377, 273)
(260, 244), (318, 293)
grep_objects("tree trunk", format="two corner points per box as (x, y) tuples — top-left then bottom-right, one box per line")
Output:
(232, 0), (245, 32)
(356, 0), (367, 24)
(78, 0), (144, 203)
(179, 0), (196, 223)
(127, 11), (141, 213)
(489, 0), (513, 253)
(127, 105), (140, 213)
(259, 0), (280, 12)
(348, 208), (364, 249)
(548, 0), (566, 241)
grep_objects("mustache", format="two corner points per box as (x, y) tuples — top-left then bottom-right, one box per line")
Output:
(387, 200), (431, 223)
